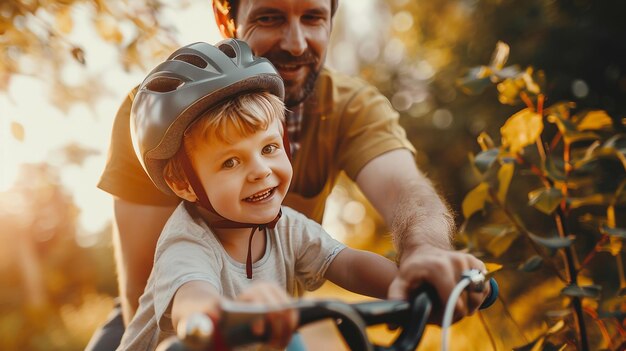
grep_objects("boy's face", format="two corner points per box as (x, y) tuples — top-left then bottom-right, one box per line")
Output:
(236, 0), (332, 108)
(191, 119), (292, 224)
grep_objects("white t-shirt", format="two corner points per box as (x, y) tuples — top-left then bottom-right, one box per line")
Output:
(118, 204), (346, 350)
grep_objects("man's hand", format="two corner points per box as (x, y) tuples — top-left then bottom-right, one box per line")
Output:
(236, 281), (299, 349)
(388, 244), (490, 325)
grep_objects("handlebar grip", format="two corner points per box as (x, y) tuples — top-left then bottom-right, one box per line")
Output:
(479, 278), (498, 309)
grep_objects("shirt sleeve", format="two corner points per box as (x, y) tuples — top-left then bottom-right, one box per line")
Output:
(152, 229), (222, 332)
(336, 84), (417, 181)
(290, 209), (346, 291)
(97, 87), (180, 206)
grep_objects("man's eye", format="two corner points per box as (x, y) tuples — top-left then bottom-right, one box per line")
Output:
(303, 15), (325, 24)
(222, 158), (239, 169)
(262, 144), (277, 154)
(256, 15), (282, 25)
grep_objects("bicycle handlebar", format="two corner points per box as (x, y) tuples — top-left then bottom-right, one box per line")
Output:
(157, 277), (498, 351)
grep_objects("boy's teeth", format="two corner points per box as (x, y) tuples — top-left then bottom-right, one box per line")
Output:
(246, 188), (273, 202)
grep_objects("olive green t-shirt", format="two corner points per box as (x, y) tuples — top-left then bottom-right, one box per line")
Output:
(98, 68), (415, 223)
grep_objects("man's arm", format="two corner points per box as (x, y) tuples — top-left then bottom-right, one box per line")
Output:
(112, 199), (176, 325)
(324, 248), (398, 299)
(355, 149), (489, 322)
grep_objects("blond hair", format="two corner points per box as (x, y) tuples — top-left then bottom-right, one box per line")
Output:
(164, 91), (285, 188)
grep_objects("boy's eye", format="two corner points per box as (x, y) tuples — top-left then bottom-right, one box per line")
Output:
(262, 144), (278, 154)
(222, 158), (239, 169)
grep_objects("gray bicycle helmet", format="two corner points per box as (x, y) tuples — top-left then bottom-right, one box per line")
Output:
(131, 39), (285, 196)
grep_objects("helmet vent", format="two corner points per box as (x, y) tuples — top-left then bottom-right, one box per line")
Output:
(218, 44), (237, 59)
(173, 54), (208, 69)
(145, 77), (184, 93)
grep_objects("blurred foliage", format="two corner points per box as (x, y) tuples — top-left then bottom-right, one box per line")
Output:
(337, 0), (626, 222)
(0, 164), (116, 350)
(331, 3), (626, 347)
(458, 42), (626, 350)
(0, 0), (181, 114)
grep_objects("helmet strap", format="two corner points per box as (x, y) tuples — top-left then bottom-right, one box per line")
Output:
(178, 144), (281, 279)
(282, 121), (292, 161)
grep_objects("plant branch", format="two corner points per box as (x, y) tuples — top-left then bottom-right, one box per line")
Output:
(579, 235), (609, 271)
(555, 137), (589, 351)
(487, 186), (566, 282)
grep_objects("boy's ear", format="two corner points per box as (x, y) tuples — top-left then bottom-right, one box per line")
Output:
(165, 176), (197, 203)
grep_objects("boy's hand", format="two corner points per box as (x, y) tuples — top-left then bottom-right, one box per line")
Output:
(236, 281), (299, 349)
(388, 245), (490, 325)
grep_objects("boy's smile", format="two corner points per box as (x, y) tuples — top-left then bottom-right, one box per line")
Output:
(190, 119), (292, 225)
(243, 186), (277, 202)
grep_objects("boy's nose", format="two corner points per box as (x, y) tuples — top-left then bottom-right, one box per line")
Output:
(248, 163), (272, 182)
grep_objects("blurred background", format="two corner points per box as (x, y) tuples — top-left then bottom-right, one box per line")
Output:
(1, 0), (625, 349)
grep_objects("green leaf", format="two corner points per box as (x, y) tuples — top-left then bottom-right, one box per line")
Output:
(528, 232), (574, 249)
(528, 187), (563, 215)
(493, 65), (522, 80)
(567, 194), (614, 209)
(560, 284), (602, 299)
(487, 229), (520, 257)
(547, 114), (578, 134)
(457, 66), (493, 95)
(501, 108), (543, 153)
(474, 148), (499, 173)
(518, 255), (543, 272)
(564, 131), (600, 145)
(458, 76), (492, 95)
(462, 182), (490, 219)
(573, 147), (626, 173)
(547, 114), (600, 144)
(544, 156), (566, 182)
(574, 110), (613, 131)
(603, 134), (626, 150)
(497, 162), (515, 203)
(544, 101), (576, 120)
(580, 147), (626, 172)
(600, 225), (626, 239)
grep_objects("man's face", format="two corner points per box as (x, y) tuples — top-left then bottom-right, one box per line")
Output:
(236, 0), (332, 107)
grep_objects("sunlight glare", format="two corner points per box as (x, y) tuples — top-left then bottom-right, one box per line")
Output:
(2, 1), (220, 239)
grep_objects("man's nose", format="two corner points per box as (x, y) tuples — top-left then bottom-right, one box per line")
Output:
(280, 21), (307, 56)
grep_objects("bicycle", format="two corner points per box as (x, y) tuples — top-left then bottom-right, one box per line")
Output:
(157, 270), (499, 351)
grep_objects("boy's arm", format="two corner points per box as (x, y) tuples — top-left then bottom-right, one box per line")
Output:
(324, 248), (397, 299)
(172, 281), (298, 349)
(171, 280), (222, 333)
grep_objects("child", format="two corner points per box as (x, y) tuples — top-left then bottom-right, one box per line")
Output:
(118, 39), (398, 350)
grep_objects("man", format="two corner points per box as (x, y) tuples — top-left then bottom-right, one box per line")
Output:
(88, 0), (489, 349)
